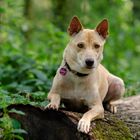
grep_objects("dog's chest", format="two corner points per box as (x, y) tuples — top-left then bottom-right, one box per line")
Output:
(59, 73), (92, 100)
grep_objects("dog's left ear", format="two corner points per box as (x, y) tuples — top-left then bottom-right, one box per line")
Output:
(67, 16), (83, 36)
(96, 19), (108, 39)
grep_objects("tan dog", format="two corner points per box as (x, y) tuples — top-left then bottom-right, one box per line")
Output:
(46, 16), (125, 133)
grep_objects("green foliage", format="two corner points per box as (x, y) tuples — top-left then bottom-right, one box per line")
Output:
(0, 0), (140, 139)
(0, 109), (26, 140)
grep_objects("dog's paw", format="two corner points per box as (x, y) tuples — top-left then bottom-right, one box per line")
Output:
(45, 103), (59, 110)
(77, 118), (90, 134)
(105, 103), (117, 114)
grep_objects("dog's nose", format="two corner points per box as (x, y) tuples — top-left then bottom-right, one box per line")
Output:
(85, 59), (94, 67)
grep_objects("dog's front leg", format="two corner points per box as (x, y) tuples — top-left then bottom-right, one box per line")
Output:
(46, 93), (60, 110)
(78, 104), (104, 133)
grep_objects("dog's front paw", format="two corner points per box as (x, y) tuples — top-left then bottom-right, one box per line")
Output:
(45, 103), (59, 110)
(77, 118), (90, 134)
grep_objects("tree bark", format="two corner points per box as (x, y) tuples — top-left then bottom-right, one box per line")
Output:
(24, 0), (33, 19)
(7, 95), (140, 140)
(114, 95), (140, 139)
(51, 0), (81, 30)
(0, 0), (4, 43)
(22, 0), (33, 42)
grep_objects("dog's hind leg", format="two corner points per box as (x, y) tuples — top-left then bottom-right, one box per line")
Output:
(103, 74), (125, 113)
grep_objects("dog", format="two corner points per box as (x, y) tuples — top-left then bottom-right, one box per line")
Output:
(46, 16), (125, 134)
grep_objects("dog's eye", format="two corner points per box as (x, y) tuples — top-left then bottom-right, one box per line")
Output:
(94, 44), (100, 49)
(77, 43), (84, 48)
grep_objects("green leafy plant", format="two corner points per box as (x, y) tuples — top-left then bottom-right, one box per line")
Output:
(0, 108), (27, 140)
(0, 0), (140, 139)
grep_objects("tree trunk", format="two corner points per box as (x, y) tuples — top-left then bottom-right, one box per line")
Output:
(23, 0), (33, 41)
(7, 95), (140, 140)
(0, 0), (4, 43)
(24, 0), (33, 19)
(51, 0), (81, 30)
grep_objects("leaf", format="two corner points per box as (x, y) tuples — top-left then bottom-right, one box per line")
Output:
(17, 85), (33, 93)
(30, 91), (46, 100)
(0, 7), (5, 13)
(11, 118), (21, 129)
(9, 109), (25, 116)
(40, 100), (49, 107)
(31, 69), (47, 82)
(12, 134), (24, 140)
(12, 128), (27, 134)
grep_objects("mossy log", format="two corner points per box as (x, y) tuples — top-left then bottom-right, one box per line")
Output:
(7, 95), (140, 140)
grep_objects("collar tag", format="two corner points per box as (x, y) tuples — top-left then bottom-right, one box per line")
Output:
(59, 67), (67, 76)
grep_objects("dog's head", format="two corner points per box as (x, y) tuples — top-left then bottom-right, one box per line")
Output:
(64, 16), (108, 74)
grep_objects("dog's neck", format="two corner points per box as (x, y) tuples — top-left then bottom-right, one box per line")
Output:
(64, 61), (89, 77)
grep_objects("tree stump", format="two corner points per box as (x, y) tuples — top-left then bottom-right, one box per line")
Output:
(7, 95), (140, 140)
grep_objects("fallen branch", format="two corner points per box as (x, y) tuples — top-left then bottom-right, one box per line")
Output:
(4, 95), (140, 140)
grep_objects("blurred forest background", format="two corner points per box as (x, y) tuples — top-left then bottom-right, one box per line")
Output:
(0, 0), (140, 139)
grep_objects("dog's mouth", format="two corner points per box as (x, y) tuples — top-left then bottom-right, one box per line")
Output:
(86, 66), (95, 69)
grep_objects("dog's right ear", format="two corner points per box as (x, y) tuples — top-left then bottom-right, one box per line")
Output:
(67, 16), (83, 36)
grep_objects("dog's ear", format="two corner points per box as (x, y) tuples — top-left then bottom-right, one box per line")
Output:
(96, 19), (108, 39)
(67, 16), (83, 36)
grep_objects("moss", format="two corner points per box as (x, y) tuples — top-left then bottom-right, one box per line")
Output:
(92, 116), (133, 140)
